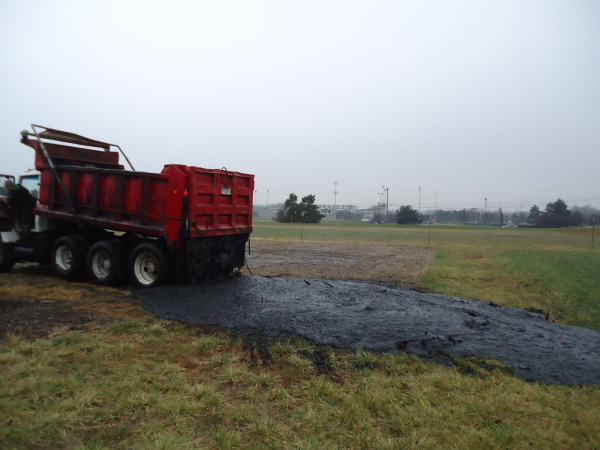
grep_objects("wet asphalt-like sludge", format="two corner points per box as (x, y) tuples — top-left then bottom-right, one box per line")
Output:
(134, 276), (600, 385)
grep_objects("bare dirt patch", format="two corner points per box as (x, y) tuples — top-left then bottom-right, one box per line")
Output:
(0, 297), (95, 340)
(242, 240), (434, 286)
(0, 264), (142, 341)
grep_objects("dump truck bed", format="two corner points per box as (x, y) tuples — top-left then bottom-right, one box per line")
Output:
(22, 135), (254, 248)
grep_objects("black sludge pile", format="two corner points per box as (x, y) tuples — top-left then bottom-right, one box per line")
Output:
(134, 276), (600, 385)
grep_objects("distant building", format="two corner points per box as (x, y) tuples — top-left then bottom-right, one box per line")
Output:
(318, 205), (358, 221)
(254, 204), (359, 221)
(318, 204), (358, 213)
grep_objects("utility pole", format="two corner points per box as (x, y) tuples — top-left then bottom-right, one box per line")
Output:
(434, 191), (437, 224)
(429, 218), (432, 244)
(267, 189), (269, 207)
(521, 202), (523, 224)
(484, 198), (487, 226)
(381, 185), (388, 222)
(418, 186), (421, 213)
(333, 181), (339, 221)
(592, 216), (595, 251)
(386, 187), (389, 223)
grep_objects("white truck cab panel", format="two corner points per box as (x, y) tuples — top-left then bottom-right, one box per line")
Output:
(18, 170), (41, 199)
(0, 170), (58, 242)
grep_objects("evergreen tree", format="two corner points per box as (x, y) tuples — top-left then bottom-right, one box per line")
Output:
(544, 199), (570, 217)
(527, 205), (540, 224)
(300, 194), (325, 223)
(276, 193), (298, 223)
(533, 199), (579, 228)
(396, 205), (423, 225)
(276, 193), (324, 223)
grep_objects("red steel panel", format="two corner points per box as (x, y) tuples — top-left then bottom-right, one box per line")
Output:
(184, 166), (254, 238)
(98, 174), (117, 210)
(161, 164), (188, 247)
(24, 139), (122, 170)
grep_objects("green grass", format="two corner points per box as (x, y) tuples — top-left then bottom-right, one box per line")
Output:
(1, 222), (599, 448)
(503, 251), (600, 330)
(254, 222), (600, 329)
(1, 319), (599, 449)
(252, 221), (593, 250)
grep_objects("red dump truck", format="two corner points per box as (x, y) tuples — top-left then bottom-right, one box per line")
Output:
(0, 125), (254, 288)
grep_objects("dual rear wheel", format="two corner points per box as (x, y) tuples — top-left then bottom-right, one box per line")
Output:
(51, 237), (168, 288)
(127, 243), (168, 288)
(86, 240), (128, 286)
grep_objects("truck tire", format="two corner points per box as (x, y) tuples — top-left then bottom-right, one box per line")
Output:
(86, 240), (127, 286)
(128, 242), (169, 288)
(0, 240), (15, 273)
(51, 236), (86, 280)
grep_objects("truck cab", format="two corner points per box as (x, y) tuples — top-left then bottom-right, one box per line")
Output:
(0, 170), (48, 272)
(0, 170), (52, 244)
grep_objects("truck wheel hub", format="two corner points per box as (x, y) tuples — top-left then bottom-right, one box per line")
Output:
(55, 245), (73, 271)
(134, 252), (158, 285)
(92, 251), (111, 279)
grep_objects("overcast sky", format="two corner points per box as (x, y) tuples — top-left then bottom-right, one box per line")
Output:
(1, 0), (599, 211)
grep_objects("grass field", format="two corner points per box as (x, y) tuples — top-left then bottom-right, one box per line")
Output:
(1, 222), (599, 449)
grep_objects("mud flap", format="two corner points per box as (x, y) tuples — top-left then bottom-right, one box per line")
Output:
(174, 247), (188, 283)
(186, 237), (211, 282)
(186, 234), (249, 282)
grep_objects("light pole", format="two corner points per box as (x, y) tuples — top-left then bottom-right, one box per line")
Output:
(592, 216), (595, 250)
(267, 189), (269, 208)
(333, 181), (339, 221)
(434, 191), (437, 224)
(386, 187), (389, 223)
(484, 198), (487, 226)
(382, 185), (389, 223)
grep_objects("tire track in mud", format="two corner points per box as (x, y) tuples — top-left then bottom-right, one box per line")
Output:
(134, 276), (600, 385)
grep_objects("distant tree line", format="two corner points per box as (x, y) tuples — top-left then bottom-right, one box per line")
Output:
(276, 193), (325, 223)
(337, 209), (396, 224)
(419, 202), (598, 227)
(269, 195), (598, 228)
(334, 210), (386, 223)
(335, 210), (362, 221)
(420, 208), (504, 225)
(526, 199), (589, 228)
(388, 199), (598, 228)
